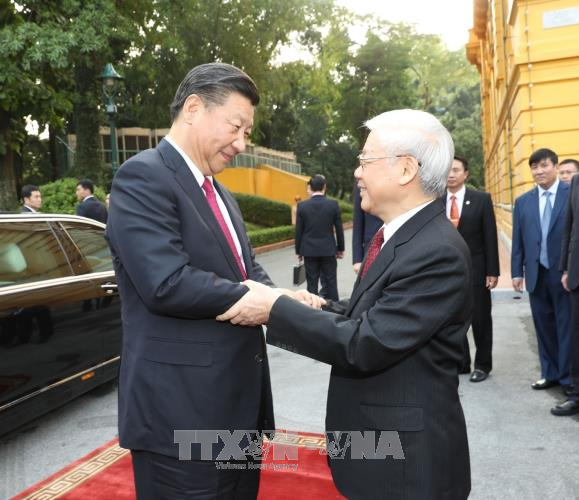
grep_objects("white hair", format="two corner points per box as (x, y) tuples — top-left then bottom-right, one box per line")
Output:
(364, 109), (454, 197)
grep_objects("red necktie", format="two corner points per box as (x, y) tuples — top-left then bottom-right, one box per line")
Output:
(450, 195), (460, 228)
(360, 228), (385, 278)
(202, 178), (247, 279)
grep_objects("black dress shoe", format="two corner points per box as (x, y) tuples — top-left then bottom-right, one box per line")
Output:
(470, 369), (488, 382)
(531, 379), (558, 390)
(551, 399), (579, 416)
(561, 385), (576, 397)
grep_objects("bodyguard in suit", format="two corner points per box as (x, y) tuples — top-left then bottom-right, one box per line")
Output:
(20, 185), (41, 213)
(352, 183), (382, 274)
(511, 148), (571, 390)
(553, 173), (579, 415)
(221, 110), (472, 499)
(295, 174), (345, 300)
(76, 179), (108, 223)
(107, 63), (320, 499)
(444, 156), (500, 382)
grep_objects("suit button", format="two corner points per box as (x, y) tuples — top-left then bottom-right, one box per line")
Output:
(255, 354), (264, 363)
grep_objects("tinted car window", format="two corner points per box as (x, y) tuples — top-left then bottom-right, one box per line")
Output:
(62, 224), (113, 273)
(0, 222), (71, 287)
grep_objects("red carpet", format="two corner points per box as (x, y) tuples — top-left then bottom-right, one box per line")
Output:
(13, 431), (344, 499)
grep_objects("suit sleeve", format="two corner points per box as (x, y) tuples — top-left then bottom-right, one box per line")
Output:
(267, 242), (471, 372)
(334, 201), (345, 252)
(560, 177), (576, 272)
(511, 198), (524, 279)
(76, 203), (86, 217)
(295, 204), (304, 255)
(352, 187), (364, 263)
(482, 193), (500, 276)
(106, 159), (248, 319)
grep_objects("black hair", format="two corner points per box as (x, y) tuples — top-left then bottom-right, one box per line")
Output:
(169, 63), (259, 122)
(22, 185), (39, 199)
(309, 174), (326, 192)
(453, 155), (469, 171)
(77, 179), (95, 194)
(529, 148), (558, 167)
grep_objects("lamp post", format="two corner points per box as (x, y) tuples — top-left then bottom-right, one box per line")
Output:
(98, 63), (123, 175)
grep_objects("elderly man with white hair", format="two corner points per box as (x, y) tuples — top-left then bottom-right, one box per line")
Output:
(219, 109), (473, 499)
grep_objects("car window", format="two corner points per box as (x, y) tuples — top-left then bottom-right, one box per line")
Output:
(0, 222), (71, 287)
(62, 224), (113, 273)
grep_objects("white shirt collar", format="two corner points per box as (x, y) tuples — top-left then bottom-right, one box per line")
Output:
(24, 205), (36, 213)
(164, 136), (209, 188)
(83, 195), (94, 202)
(447, 185), (466, 202)
(381, 200), (435, 248)
(537, 178), (559, 196)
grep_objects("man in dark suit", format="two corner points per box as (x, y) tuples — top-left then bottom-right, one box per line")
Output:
(558, 158), (578, 184)
(295, 174), (345, 300)
(107, 63), (320, 499)
(20, 185), (42, 213)
(444, 156), (500, 382)
(76, 179), (108, 223)
(352, 183), (382, 274)
(553, 173), (579, 415)
(512, 148), (571, 391)
(221, 109), (472, 499)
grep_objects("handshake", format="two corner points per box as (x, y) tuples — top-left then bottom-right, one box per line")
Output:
(216, 280), (325, 326)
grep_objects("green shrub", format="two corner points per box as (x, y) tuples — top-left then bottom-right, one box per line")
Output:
(329, 196), (353, 215)
(233, 193), (291, 227)
(40, 177), (107, 215)
(342, 211), (353, 223)
(248, 225), (294, 247)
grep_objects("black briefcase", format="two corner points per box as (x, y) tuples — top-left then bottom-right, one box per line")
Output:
(293, 262), (306, 286)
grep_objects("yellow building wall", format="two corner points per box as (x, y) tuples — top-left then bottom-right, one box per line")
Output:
(216, 165), (310, 206)
(468, 0), (579, 244)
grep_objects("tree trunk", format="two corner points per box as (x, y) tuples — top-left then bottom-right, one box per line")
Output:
(0, 109), (20, 211)
(72, 63), (102, 181)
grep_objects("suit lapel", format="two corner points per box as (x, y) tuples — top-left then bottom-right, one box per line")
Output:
(548, 183), (567, 234)
(529, 187), (541, 233)
(157, 139), (245, 281)
(457, 189), (473, 231)
(346, 201), (444, 315)
(214, 180), (252, 276)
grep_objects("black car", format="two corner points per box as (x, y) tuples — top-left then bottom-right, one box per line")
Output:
(0, 214), (121, 436)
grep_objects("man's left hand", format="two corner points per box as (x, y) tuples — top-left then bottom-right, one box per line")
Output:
(336, 251), (344, 259)
(486, 276), (498, 289)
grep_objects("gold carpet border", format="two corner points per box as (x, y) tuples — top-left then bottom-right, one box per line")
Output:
(20, 433), (326, 499)
(20, 443), (128, 500)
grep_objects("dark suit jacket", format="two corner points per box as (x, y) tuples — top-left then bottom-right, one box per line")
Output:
(443, 189), (500, 285)
(512, 182), (569, 293)
(352, 186), (383, 264)
(20, 206), (34, 213)
(268, 201), (472, 499)
(76, 197), (108, 224)
(560, 174), (579, 290)
(106, 139), (275, 460)
(295, 195), (344, 257)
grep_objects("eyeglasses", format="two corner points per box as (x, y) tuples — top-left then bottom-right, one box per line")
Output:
(357, 154), (421, 170)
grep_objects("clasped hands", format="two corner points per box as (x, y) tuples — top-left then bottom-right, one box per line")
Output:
(216, 280), (326, 326)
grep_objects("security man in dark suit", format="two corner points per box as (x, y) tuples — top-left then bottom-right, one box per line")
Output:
(445, 156), (500, 382)
(76, 179), (108, 223)
(21, 185), (42, 213)
(352, 183), (382, 274)
(295, 174), (345, 301)
(512, 148), (571, 391)
(553, 172), (579, 415)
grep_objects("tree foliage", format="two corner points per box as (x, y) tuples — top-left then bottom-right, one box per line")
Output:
(1, 0), (484, 209)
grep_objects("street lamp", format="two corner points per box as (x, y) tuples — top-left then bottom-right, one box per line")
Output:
(98, 63), (123, 175)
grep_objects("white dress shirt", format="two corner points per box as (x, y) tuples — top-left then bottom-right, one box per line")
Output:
(164, 136), (245, 271)
(380, 200), (435, 249)
(537, 178), (559, 218)
(446, 186), (466, 219)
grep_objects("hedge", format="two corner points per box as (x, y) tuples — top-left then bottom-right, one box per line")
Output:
(247, 225), (294, 247)
(40, 178), (107, 215)
(233, 193), (291, 227)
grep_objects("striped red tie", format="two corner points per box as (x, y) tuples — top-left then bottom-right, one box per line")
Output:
(202, 178), (247, 279)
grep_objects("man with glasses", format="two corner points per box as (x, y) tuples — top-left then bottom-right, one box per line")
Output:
(512, 148), (571, 395)
(220, 109), (473, 499)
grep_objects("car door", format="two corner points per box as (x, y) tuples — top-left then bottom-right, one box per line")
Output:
(52, 220), (122, 363)
(0, 219), (104, 427)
